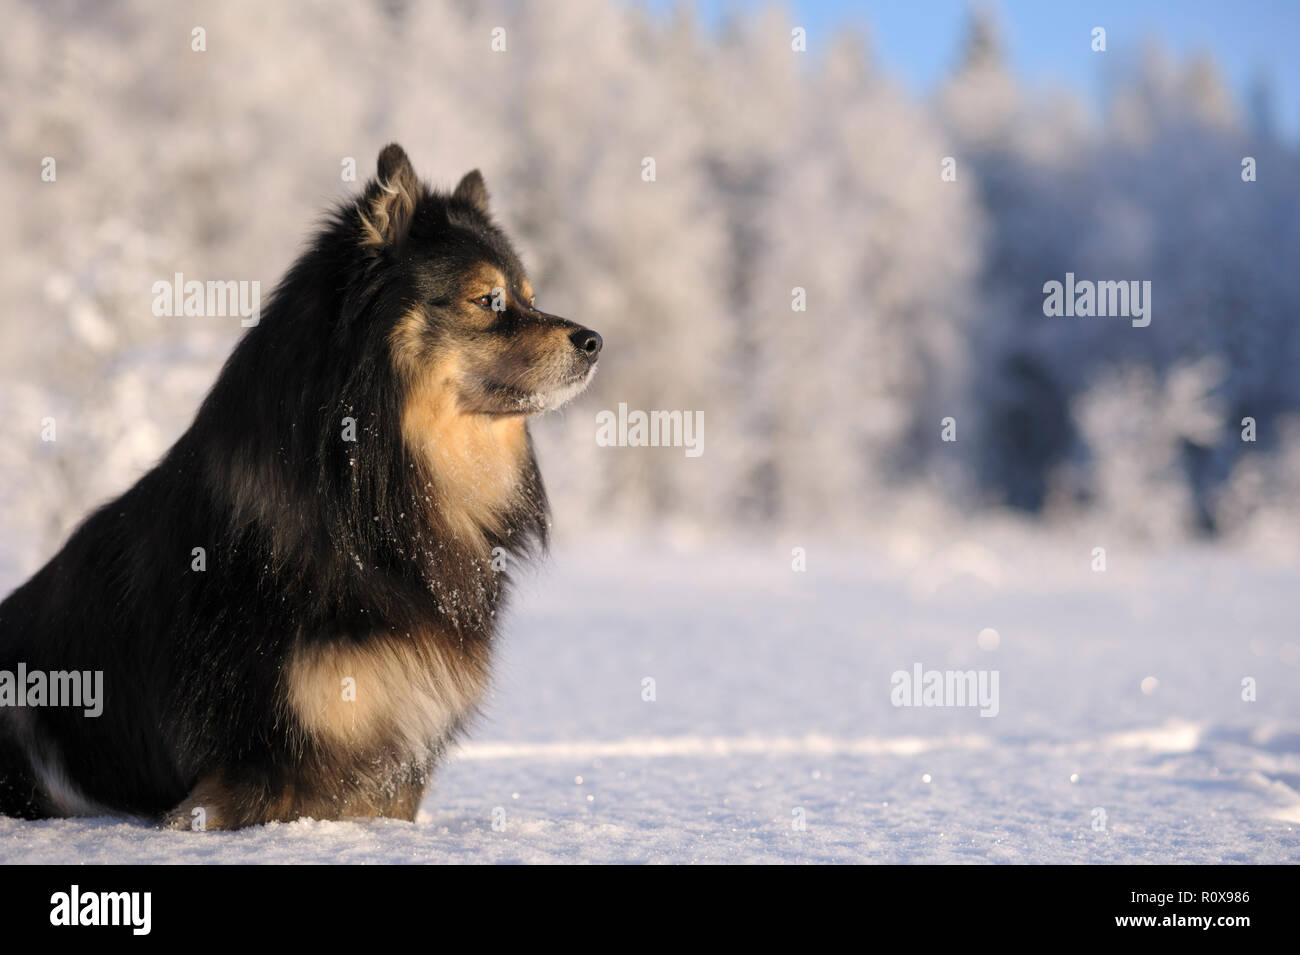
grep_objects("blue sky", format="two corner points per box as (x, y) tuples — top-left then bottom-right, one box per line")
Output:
(635, 0), (1300, 140)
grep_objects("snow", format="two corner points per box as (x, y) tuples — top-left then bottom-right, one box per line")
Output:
(3, 532), (1296, 864)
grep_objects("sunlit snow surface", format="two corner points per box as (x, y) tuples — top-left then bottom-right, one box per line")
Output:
(1, 536), (1297, 864)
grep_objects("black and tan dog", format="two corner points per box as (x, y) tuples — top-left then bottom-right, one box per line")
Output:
(0, 145), (601, 829)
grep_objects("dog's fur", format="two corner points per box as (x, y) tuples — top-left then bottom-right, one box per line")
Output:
(0, 145), (600, 829)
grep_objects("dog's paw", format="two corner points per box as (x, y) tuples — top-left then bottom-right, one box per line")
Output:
(162, 776), (231, 831)
(162, 801), (223, 832)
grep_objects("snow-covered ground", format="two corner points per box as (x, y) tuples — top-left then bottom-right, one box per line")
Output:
(1, 531), (1298, 863)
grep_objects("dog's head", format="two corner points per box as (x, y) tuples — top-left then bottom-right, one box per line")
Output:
(358, 144), (601, 417)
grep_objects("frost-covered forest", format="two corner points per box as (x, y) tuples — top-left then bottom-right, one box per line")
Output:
(2, 0), (1298, 580)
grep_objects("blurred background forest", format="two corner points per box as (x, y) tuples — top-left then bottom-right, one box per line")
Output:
(1, 0), (1298, 580)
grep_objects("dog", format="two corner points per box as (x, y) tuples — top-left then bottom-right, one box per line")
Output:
(0, 144), (601, 829)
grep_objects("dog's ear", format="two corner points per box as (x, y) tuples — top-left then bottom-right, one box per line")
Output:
(453, 169), (490, 217)
(360, 143), (421, 247)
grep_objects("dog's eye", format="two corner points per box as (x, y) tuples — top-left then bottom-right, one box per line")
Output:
(471, 294), (494, 310)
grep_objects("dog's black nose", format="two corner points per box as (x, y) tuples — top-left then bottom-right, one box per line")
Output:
(570, 328), (602, 359)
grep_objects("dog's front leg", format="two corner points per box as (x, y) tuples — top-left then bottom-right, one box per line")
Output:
(163, 764), (431, 831)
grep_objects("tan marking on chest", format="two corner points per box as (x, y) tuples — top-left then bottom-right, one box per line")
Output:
(391, 310), (529, 543)
(285, 632), (488, 754)
(415, 394), (528, 541)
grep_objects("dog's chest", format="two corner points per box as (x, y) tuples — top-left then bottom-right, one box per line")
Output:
(284, 628), (488, 757)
